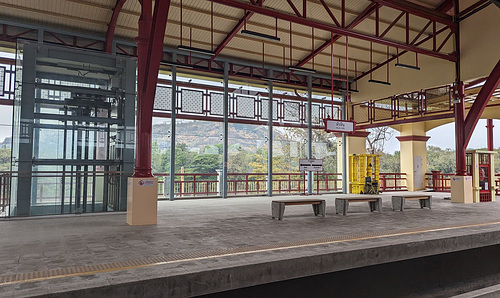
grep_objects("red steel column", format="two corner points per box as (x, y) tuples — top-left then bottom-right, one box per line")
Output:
(454, 82), (467, 176)
(487, 119), (494, 151)
(453, 0), (467, 176)
(134, 0), (153, 177)
(134, 0), (171, 177)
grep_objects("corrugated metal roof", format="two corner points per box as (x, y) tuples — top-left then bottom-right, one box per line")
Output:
(0, 0), (458, 78)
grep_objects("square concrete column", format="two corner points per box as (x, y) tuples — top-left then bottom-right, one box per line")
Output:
(396, 123), (430, 191)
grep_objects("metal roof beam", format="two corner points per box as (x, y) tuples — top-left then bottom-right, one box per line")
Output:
(463, 59), (500, 147)
(355, 26), (450, 81)
(210, 0), (457, 62)
(371, 0), (456, 28)
(295, 3), (378, 68)
(210, 0), (265, 61)
(105, 0), (127, 53)
(436, 0), (454, 13)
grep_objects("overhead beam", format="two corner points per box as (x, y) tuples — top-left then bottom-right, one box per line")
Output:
(105, 0), (127, 53)
(355, 26), (450, 81)
(371, 0), (456, 28)
(210, 0), (265, 60)
(295, 3), (378, 68)
(286, 0), (302, 17)
(437, 0), (454, 13)
(463, 59), (500, 147)
(318, 0), (341, 27)
(459, 0), (491, 20)
(210, 0), (457, 62)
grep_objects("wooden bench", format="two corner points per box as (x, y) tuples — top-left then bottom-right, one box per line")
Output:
(391, 195), (432, 211)
(335, 196), (382, 215)
(271, 199), (326, 220)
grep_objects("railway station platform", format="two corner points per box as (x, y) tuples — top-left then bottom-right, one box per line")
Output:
(1, 192), (500, 297)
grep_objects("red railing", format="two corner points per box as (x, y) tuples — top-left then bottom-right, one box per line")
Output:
(379, 173), (407, 191)
(0, 173), (10, 216)
(154, 172), (412, 198)
(154, 173), (219, 197)
(425, 171), (454, 192)
(496, 174), (500, 196)
(227, 173), (267, 195)
(154, 172), (344, 198)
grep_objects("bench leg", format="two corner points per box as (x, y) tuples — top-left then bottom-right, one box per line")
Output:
(392, 196), (404, 211)
(312, 204), (319, 216)
(320, 201), (326, 217)
(419, 197), (432, 209)
(368, 199), (382, 213)
(272, 202), (279, 219)
(278, 203), (285, 220)
(336, 199), (348, 215)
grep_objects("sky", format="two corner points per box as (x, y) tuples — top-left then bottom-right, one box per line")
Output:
(383, 119), (500, 153)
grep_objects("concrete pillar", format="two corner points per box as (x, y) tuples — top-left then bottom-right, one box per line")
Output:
(396, 123), (430, 191)
(334, 131), (369, 192)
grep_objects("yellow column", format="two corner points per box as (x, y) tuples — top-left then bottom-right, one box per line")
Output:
(335, 131), (369, 192)
(396, 123), (429, 191)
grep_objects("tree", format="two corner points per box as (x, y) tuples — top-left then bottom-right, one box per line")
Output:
(277, 127), (337, 172)
(0, 148), (10, 171)
(380, 151), (400, 173)
(191, 154), (221, 173)
(366, 127), (395, 154)
(427, 145), (456, 173)
(151, 142), (163, 173)
(227, 147), (252, 173)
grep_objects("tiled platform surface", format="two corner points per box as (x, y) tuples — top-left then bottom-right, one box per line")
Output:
(1, 192), (500, 297)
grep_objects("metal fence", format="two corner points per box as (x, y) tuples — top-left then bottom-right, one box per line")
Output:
(379, 173), (407, 191)
(0, 171), (412, 217)
(496, 174), (500, 196)
(154, 172), (344, 198)
(425, 171), (454, 192)
(425, 172), (500, 195)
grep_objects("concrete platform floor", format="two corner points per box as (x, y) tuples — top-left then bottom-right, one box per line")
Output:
(1, 192), (500, 297)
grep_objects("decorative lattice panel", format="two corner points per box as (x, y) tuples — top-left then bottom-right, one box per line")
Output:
(373, 97), (393, 121)
(352, 103), (370, 124)
(311, 104), (320, 124)
(396, 92), (420, 117)
(424, 86), (451, 113)
(261, 99), (278, 120)
(0, 66), (5, 96)
(236, 95), (255, 119)
(181, 89), (203, 114)
(154, 86), (172, 111)
(323, 106), (336, 120)
(210, 92), (224, 116)
(283, 101), (301, 122)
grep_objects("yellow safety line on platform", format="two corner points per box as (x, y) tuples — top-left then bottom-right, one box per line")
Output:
(1, 220), (500, 286)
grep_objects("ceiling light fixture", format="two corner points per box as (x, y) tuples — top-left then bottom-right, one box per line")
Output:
(338, 87), (359, 93)
(241, 30), (280, 42)
(161, 61), (194, 69)
(395, 63), (421, 71)
(288, 66), (316, 74)
(368, 79), (391, 86)
(177, 45), (215, 56)
(261, 76), (287, 83)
